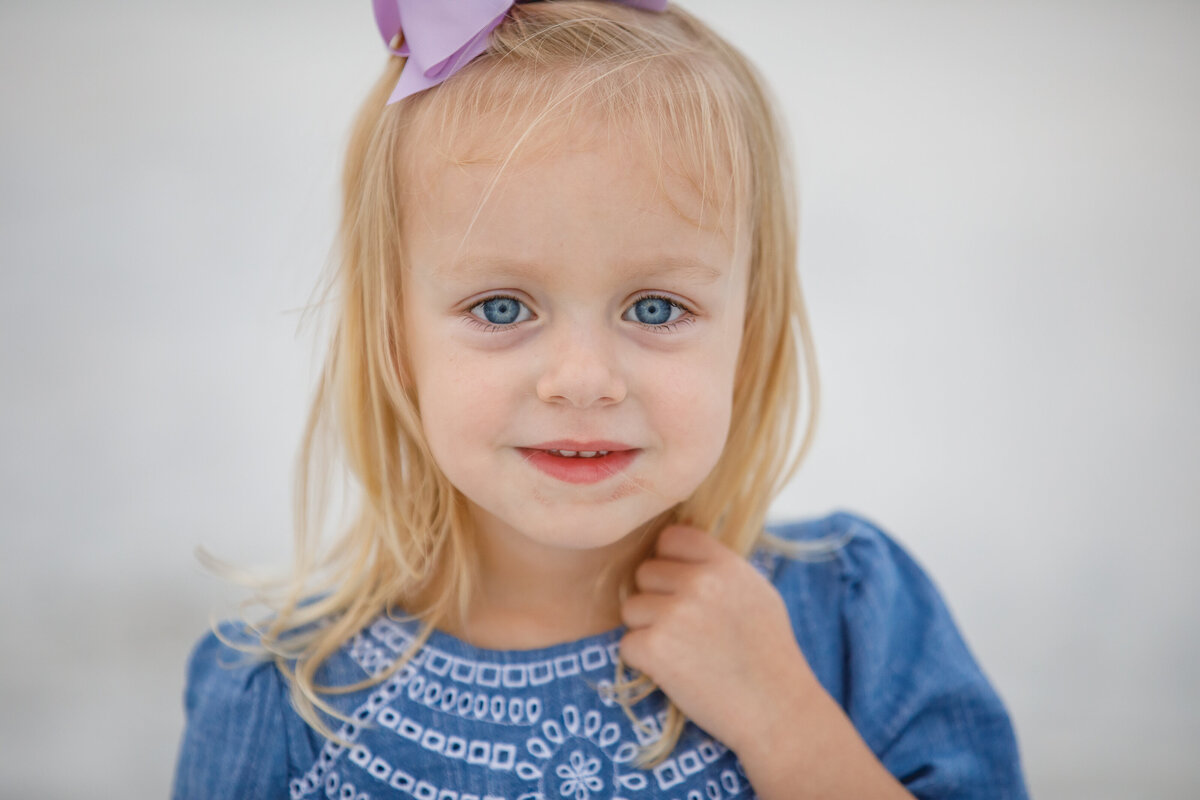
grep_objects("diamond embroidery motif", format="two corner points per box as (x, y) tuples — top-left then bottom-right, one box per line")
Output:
(556, 749), (604, 800)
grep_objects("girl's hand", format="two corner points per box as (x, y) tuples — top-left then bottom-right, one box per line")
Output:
(617, 524), (822, 753)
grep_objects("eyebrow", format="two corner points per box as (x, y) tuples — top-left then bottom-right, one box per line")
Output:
(435, 254), (725, 284)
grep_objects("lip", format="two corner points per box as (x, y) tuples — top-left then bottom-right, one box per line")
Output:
(517, 443), (640, 485)
(527, 439), (636, 452)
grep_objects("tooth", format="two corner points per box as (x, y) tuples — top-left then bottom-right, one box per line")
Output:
(597, 451), (609, 456)
(558, 450), (577, 457)
(578, 451), (597, 457)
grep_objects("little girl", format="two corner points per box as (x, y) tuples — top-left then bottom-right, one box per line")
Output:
(173, 2), (1030, 798)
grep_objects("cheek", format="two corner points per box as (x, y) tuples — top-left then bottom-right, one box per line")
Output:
(414, 348), (515, 453)
(646, 353), (736, 461)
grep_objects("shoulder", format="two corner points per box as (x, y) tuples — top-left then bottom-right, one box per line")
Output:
(181, 622), (283, 709)
(171, 622), (296, 800)
(753, 511), (907, 701)
(755, 509), (913, 616)
(759, 508), (988, 704)
(766, 510), (977, 678)
(759, 511), (1031, 798)
(759, 509), (954, 627)
(759, 508), (919, 582)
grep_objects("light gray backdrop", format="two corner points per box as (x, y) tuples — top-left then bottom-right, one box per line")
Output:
(1, 0), (1196, 797)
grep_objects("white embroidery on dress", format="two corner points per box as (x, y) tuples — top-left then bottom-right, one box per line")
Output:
(557, 749), (604, 799)
(294, 612), (763, 800)
(361, 617), (622, 689)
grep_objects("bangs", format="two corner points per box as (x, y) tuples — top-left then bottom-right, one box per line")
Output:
(391, 2), (753, 247)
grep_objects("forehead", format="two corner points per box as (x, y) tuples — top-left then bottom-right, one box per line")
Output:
(399, 109), (744, 275)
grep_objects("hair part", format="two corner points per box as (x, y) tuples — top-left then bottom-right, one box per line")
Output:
(204, 0), (843, 770)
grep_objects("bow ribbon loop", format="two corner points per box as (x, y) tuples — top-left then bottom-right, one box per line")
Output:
(372, 0), (669, 105)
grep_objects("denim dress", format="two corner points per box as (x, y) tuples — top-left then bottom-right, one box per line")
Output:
(172, 511), (1030, 799)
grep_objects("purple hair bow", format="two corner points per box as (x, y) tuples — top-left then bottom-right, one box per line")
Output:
(372, 0), (669, 105)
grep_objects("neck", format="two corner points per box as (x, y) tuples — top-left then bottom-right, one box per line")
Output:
(445, 509), (658, 650)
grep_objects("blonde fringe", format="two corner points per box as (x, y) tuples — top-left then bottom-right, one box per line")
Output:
(199, 0), (850, 769)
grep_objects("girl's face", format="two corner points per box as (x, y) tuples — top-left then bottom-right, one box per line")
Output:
(401, 120), (748, 560)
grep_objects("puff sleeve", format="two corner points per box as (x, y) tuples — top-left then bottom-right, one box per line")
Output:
(171, 626), (292, 800)
(836, 513), (1030, 799)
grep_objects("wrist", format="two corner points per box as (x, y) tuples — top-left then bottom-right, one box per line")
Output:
(731, 681), (914, 800)
(729, 651), (825, 757)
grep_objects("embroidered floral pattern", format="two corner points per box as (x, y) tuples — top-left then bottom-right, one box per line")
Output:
(556, 749), (604, 800)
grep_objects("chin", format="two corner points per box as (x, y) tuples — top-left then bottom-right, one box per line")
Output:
(524, 511), (652, 552)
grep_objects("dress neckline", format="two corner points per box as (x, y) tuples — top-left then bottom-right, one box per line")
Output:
(371, 603), (630, 665)
(417, 619), (630, 664)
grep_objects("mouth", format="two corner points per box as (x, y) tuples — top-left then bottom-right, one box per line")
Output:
(517, 441), (640, 485)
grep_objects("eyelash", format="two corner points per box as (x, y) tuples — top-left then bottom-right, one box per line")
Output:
(464, 294), (696, 335)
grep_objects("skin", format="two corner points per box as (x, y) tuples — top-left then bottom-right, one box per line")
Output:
(401, 115), (748, 642)
(400, 113), (913, 798)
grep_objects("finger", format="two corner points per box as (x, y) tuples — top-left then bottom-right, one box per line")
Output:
(619, 591), (674, 629)
(633, 557), (696, 594)
(618, 627), (658, 676)
(654, 524), (715, 562)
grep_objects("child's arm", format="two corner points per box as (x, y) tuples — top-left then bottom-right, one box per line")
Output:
(619, 517), (1028, 799)
(739, 682), (917, 800)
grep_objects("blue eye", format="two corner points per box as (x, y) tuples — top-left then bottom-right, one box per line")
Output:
(470, 295), (531, 326)
(465, 293), (692, 334)
(624, 295), (686, 327)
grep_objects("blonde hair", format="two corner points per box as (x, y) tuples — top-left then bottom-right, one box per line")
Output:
(208, 0), (847, 770)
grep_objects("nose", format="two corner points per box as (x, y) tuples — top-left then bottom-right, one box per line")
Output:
(535, 322), (627, 408)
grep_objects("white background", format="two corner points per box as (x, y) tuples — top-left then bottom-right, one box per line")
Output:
(1, 0), (1197, 797)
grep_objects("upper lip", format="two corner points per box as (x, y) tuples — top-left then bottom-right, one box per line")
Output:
(524, 440), (636, 452)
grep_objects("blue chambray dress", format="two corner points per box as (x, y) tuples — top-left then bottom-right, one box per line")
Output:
(171, 511), (1030, 800)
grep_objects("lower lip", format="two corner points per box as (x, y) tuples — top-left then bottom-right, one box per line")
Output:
(517, 448), (640, 484)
